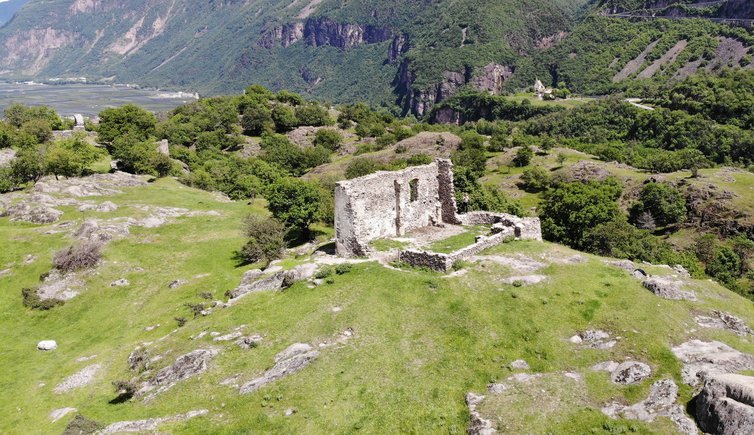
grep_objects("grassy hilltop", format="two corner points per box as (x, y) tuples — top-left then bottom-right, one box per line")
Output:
(3, 175), (754, 433)
(0, 68), (753, 432)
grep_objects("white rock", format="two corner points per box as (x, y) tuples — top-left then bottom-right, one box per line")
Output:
(509, 359), (530, 370)
(568, 335), (583, 344)
(38, 340), (57, 351)
(49, 407), (77, 422)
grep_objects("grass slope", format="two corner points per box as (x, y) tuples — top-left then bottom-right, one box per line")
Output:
(3, 177), (754, 433)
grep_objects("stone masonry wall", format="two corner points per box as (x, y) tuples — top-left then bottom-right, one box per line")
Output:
(335, 159), (457, 257)
(459, 212), (542, 241)
(399, 227), (516, 272)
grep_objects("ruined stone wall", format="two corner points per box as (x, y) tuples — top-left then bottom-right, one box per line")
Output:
(398, 228), (516, 272)
(399, 249), (453, 272)
(335, 160), (457, 257)
(459, 212), (542, 241)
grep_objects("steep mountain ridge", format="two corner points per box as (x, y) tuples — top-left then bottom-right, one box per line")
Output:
(0, 0), (588, 113)
(0, 0), (753, 113)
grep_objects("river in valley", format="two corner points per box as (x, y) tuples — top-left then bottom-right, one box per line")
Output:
(0, 82), (199, 117)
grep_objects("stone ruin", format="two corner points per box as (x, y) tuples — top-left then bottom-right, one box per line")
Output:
(335, 159), (458, 257)
(334, 159), (542, 270)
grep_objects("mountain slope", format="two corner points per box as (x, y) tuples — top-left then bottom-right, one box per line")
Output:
(0, 0), (29, 26)
(0, 0), (588, 113)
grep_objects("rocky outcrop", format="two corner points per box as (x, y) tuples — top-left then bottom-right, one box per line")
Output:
(228, 263), (319, 302)
(466, 392), (496, 434)
(602, 379), (698, 434)
(54, 364), (101, 393)
(693, 373), (754, 435)
(258, 17), (392, 50)
(643, 277), (697, 301)
(388, 33), (409, 63)
(696, 311), (754, 337)
(140, 348), (218, 399)
(239, 343), (320, 394)
(672, 340), (754, 386)
(98, 410), (209, 434)
(399, 61), (515, 118)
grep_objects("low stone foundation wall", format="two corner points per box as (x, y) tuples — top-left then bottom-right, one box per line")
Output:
(398, 212), (541, 272)
(399, 227), (516, 272)
(459, 212), (542, 241)
(399, 249), (453, 272)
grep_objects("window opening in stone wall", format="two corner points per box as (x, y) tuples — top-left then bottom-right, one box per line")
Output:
(409, 179), (419, 202)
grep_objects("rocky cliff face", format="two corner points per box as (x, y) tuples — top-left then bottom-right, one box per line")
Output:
(258, 17), (393, 50)
(397, 61), (515, 117)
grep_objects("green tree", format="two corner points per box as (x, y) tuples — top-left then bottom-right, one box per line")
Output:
(98, 104), (157, 144)
(241, 104), (273, 136)
(10, 146), (44, 185)
(271, 105), (298, 133)
(20, 120), (53, 143)
(313, 129), (343, 151)
(265, 178), (324, 236)
(540, 179), (623, 249)
(632, 182), (687, 227)
(513, 145), (534, 167)
(295, 104), (332, 127)
(45, 134), (102, 178)
(238, 215), (287, 266)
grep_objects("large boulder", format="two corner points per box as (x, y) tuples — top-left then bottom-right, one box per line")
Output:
(38, 340), (58, 351)
(643, 277), (697, 301)
(693, 373), (754, 435)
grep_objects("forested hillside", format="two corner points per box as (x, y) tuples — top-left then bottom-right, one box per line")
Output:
(0, 0), (587, 114)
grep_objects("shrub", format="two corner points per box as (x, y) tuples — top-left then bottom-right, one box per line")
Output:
(271, 105), (298, 133)
(631, 182), (687, 227)
(465, 184), (524, 216)
(53, 242), (103, 273)
(175, 317), (187, 327)
(21, 287), (64, 310)
(513, 145), (534, 167)
(238, 215), (287, 265)
(295, 104), (332, 126)
(345, 158), (380, 179)
(241, 104), (274, 136)
(112, 380), (138, 401)
(21, 119), (53, 143)
(315, 267), (334, 279)
(0, 168), (15, 193)
(334, 264), (352, 275)
(63, 415), (104, 435)
(406, 153), (433, 166)
(313, 129), (343, 151)
(707, 247), (742, 284)
(540, 179), (623, 249)
(519, 166), (552, 192)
